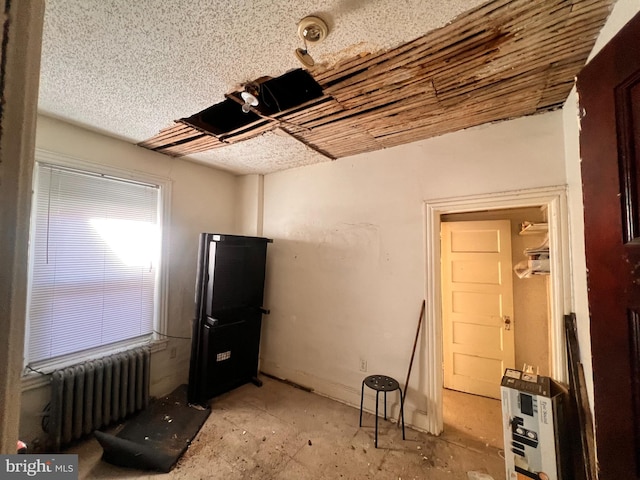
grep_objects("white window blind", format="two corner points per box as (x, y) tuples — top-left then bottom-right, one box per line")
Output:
(27, 163), (160, 365)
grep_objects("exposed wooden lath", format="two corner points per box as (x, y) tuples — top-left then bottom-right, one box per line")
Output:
(139, 0), (614, 163)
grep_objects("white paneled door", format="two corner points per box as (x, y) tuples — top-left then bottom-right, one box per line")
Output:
(441, 220), (515, 399)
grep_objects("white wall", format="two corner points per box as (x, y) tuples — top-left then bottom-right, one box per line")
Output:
(236, 174), (264, 236)
(562, 0), (640, 411)
(19, 115), (238, 446)
(260, 111), (566, 427)
(588, 0), (640, 62)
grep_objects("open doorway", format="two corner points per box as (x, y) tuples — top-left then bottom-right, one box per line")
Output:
(440, 207), (551, 448)
(422, 187), (571, 441)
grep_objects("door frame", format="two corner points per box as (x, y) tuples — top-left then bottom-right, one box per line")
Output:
(0, 0), (45, 453)
(423, 186), (570, 435)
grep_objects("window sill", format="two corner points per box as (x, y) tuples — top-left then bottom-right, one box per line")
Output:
(21, 338), (169, 392)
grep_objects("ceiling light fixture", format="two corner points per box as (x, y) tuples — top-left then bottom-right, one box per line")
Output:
(241, 91), (259, 113)
(240, 82), (260, 113)
(295, 15), (329, 68)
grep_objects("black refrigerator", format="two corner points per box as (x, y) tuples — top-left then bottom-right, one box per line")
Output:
(188, 233), (271, 405)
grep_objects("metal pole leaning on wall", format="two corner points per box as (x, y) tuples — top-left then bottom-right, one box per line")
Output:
(398, 299), (426, 426)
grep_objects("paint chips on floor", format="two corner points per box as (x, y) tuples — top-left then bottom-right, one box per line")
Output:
(468, 471), (495, 480)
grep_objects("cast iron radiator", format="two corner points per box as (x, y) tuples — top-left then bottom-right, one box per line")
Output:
(46, 346), (151, 451)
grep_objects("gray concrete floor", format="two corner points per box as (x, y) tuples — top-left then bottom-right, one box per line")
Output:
(70, 377), (505, 479)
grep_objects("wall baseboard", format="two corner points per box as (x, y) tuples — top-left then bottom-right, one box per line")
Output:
(260, 359), (430, 433)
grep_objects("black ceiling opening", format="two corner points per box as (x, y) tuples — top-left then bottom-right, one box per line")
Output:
(181, 99), (262, 136)
(257, 69), (323, 115)
(181, 69), (323, 136)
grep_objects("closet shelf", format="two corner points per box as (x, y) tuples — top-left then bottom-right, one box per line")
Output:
(520, 222), (548, 235)
(516, 224), (550, 277)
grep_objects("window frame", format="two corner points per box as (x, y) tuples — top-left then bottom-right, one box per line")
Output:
(23, 149), (171, 379)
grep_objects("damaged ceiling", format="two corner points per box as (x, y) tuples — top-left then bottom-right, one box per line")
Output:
(39, 0), (615, 174)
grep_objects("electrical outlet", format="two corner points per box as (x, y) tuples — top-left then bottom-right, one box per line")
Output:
(170, 347), (177, 359)
(359, 359), (367, 372)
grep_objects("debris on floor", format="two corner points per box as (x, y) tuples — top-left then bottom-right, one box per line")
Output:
(94, 384), (210, 473)
(76, 377), (506, 479)
(467, 471), (495, 480)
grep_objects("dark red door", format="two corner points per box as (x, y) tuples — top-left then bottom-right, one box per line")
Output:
(577, 11), (640, 479)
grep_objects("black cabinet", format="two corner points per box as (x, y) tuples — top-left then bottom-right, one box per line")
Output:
(188, 233), (271, 405)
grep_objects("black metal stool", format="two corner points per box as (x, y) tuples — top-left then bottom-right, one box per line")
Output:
(359, 374), (405, 448)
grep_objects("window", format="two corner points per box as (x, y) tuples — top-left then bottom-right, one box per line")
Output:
(26, 157), (168, 370)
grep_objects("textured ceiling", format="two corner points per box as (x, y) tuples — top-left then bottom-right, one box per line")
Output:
(39, 0), (613, 175)
(38, 0), (486, 173)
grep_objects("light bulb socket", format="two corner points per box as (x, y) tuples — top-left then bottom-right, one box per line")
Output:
(297, 16), (328, 44)
(240, 91), (259, 106)
(240, 91), (259, 113)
